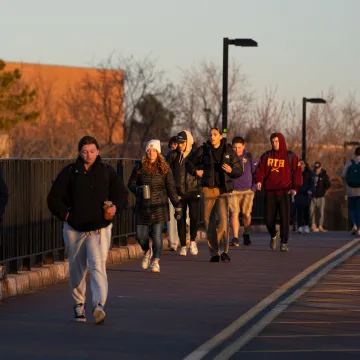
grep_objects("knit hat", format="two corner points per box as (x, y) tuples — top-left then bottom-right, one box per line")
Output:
(145, 139), (161, 153)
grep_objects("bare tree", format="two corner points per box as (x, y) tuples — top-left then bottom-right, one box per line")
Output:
(176, 60), (252, 141)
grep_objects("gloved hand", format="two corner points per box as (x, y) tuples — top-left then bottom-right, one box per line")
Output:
(174, 207), (182, 221)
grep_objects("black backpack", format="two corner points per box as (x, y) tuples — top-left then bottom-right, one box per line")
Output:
(346, 160), (360, 188)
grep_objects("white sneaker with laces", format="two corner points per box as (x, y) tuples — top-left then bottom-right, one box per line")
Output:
(189, 241), (198, 255)
(297, 226), (304, 233)
(141, 249), (152, 270)
(304, 225), (310, 233)
(179, 246), (187, 256)
(150, 260), (160, 273)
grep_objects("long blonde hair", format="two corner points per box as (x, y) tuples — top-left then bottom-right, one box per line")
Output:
(139, 151), (169, 176)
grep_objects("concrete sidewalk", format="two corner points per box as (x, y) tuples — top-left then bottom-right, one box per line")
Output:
(0, 232), (354, 360)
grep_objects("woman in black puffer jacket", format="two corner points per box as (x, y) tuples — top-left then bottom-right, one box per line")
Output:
(128, 139), (181, 273)
(295, 160), (314, 233)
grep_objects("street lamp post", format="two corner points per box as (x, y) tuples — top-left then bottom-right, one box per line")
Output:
(222, 38), (257, 137)
(302, 97), (327, 161)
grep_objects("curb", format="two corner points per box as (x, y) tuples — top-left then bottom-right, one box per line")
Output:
(0, 244), (144, 301)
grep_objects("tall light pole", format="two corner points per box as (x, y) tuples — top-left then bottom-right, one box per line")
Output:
(222, 38), (257, 137)
(302, 97), (327, 161)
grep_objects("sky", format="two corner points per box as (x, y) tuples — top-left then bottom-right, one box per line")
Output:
(1, 0), (359, 105)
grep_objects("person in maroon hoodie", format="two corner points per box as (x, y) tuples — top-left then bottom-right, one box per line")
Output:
(255, 133), (302, 252)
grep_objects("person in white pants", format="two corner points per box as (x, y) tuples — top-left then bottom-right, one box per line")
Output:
(47, 136), (128, 324)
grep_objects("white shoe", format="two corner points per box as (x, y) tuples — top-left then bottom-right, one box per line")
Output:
(93, 305), (106, 325)
(141, 249), (152, 270)
(179, 246), (187, 256)
(189, 241), (199, 256)
(304, 225), (310, 233)
(150, 260), (160, 273)
(297, 226), (304, 233)
(351, 225), (358, 235)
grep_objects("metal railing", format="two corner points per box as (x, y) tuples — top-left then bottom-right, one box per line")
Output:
(0, 158), (138, 274)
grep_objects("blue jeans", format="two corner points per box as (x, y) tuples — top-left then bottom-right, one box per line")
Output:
(348, 197), (360, 227)
(136, 223), (164, 259)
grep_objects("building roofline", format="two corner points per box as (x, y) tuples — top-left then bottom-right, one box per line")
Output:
(4, 60), (123, 72)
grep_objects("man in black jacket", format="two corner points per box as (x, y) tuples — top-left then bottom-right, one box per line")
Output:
(167, 130), (200, 257)
(47, 136), (128, 324)
(188, 128), (242, 262)
(310, 161), (331, 232)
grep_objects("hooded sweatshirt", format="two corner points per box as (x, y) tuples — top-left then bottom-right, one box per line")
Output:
(232, 150), (258, 191)
(255, 132), (302, 194)
(166, 130), (200, 196)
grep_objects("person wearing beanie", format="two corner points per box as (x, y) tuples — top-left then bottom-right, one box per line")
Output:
(128, 139), (182, 273)
(166, 130), (201, 257)
(255, 132), (302, 252)
(187, 128), (242, 262)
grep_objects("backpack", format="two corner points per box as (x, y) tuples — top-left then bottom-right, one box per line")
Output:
(346, 160), (360, 188)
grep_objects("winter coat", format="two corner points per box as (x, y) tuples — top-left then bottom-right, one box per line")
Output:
(166, 130), (200, 197)
(313, 169), (331, 198)
(47, 156), (128, 232)
(128, 161), (180, 225)
(187, 138), (242, 193)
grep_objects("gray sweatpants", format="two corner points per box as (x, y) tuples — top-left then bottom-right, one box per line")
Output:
(310, 197), (326, 227)
(63, 222), (112, 308)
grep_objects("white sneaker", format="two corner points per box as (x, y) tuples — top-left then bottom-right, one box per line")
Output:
(150, 260), (160, 273)
(351, 225), (358, 235)
(93, 304), (106, 325)
(179, 246), (187, 256)
(141, 249), (152, 270)
(304, 225), (310, 233)
(189, 241), (199, 255)
(297, 226), (304, 233)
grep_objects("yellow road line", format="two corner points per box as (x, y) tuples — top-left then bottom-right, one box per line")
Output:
(183, 238), (360, 360)
(213, 242), (360, 360)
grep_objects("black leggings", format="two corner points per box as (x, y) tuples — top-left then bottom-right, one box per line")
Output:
(264, 192), (291, 244)
(177, 195), (200, 247)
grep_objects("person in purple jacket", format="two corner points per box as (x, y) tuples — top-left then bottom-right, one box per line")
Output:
(229, 137), (258, 246)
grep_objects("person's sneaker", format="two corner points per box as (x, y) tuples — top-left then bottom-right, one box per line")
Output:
(210, 255), (220, 262)
(220, 252), (231, 262)
(351, 225), (358, 235)
(230, 237), (240, 247)
(243, 234), (251, 245)
(312, 224), (319, 232)
(179, 246), (187, 256)
(318, 226), (327, 232)
(189, 241), (199, 255)
(304, 225), (310, 234)
(74, 303), (86, 322)
(270, 231), (279, 250)
(93, 304), (105, 325)
(280, 243), (289, 252)
(297, 226), (304, 233)
(150, 260), (160, 273)
(141, 249), (152, 270)
(169, 244), (178, 251)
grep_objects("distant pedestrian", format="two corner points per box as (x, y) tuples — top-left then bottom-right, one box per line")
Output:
(310, 161), (331, 232)
(295, 160), (313, 234)
(228, 136), (257, 246)
(342, 147), (360, 236)
(255, 132), (302, 252)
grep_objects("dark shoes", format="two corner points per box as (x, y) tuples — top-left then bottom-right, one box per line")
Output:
(210, 255), (220, 262)
(243, 234), (251, 246)
(220, 252), (231, 262)
(210, 252), (231, 262)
